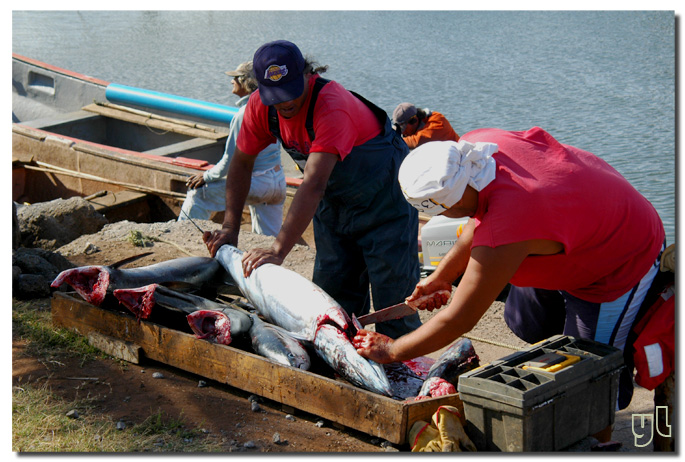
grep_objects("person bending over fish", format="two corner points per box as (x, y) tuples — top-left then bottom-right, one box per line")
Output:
(392, 102), (460, 149)
(353, 128), (665, 423)
(204, 40), (421, 339)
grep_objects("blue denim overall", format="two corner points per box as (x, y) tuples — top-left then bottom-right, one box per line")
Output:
(269, 79), (421, 339)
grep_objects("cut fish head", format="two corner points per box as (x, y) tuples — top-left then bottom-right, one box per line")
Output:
(51, 266), (110, 306)
(113, 283), (158, 321)
(187, 310), (233, 345)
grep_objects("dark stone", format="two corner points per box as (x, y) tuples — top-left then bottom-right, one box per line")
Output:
(16, 197), (108, 250)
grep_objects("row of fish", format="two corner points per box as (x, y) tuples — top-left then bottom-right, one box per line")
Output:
(114, 283), (313, 370)
(50, 256), (224, 306)
(51, 245), (478, 399)
(214, 245), (394, 396)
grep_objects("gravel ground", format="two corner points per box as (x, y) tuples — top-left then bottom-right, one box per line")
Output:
(36, 219), (657, 452)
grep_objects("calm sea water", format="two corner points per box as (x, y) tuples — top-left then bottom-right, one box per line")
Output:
(12, 10), (676, 244)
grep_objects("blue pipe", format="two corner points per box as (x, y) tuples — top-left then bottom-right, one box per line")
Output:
(105, 83), (238, 124)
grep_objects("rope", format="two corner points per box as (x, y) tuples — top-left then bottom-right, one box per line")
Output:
(155, 237), (196, 257)
(143, 118), (172, 136)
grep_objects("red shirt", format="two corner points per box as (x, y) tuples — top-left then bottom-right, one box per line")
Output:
(237, 75), (381, 160)
(466, 127), (664, 303)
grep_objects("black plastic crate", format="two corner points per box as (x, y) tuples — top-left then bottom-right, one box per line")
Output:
(457, 335), (623, 452)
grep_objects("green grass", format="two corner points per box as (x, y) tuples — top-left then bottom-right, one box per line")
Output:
(12, 382), (220, 452)
(13, 299), (101, 362)
(12, 299), (225, 452)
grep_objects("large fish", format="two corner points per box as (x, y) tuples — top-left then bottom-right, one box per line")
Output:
(215, 245), (349, 339)
(113, 283), (252, 345)
(51, 257), (222, 306)
(215, 245), (392, 396)
(314, 324), (393, 396)
(246, 313), (311, 370)
(416, 337), (480, 399)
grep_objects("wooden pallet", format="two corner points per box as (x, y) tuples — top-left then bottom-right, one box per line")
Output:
(51, 292), (464, 445)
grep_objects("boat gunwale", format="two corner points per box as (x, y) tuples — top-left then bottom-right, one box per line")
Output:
(13, 53), (111, 88)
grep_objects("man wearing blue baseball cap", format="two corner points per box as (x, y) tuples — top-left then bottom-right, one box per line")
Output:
(204, 40), (421, 339)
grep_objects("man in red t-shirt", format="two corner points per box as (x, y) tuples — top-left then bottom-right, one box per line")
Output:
(354, 130), (665, 413)
(204, 40), (421, 339)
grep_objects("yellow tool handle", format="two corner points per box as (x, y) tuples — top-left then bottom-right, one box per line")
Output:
(522, 353), (581, 372)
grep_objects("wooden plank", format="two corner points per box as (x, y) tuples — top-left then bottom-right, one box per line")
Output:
(51, 292), (464, 444)
(87, 331), (141, 364)
(12, 127), (194, 200)
(82, 103), (227, 140)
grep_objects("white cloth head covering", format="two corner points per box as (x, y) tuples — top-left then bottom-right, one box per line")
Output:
(398, 140), (498, 216)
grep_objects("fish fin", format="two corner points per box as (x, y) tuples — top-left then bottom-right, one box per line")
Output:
(271, 324), (310, 343)
(253, 315), (310, 343)
(109, 252), (154, 269)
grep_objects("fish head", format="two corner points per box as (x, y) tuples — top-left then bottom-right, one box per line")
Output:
(51, 266), (110, 306)
(288, 351), (311, 370)
(113, 284), (158, 321)
(416, 377), (457, 399)
(440, 337), (476, 360)
(187, 310), (232, 345)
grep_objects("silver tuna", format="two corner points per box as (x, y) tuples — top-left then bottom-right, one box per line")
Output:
(247, 313), (311, 370)
(215, 245), (349, 339)
(314, 324), (393, 396)
(215, 245), (392, 396)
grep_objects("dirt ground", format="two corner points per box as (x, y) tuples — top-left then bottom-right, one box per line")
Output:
(12, 219), (659, 452)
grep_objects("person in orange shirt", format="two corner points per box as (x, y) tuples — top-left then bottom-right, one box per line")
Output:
(392, 102), (460, 149)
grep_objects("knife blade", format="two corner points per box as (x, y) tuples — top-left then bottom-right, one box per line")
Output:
(356, 302), (417, 327)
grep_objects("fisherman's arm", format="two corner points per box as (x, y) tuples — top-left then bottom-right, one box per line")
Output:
(355, 240), (528, 363)
(211, 106), (243, 181)
(406, 219), (476, 310)
(203, 148), (256, 256)
(241, 151), (338, 275)
(205, 141), (233, 183)
(187, 134), (233, 189)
